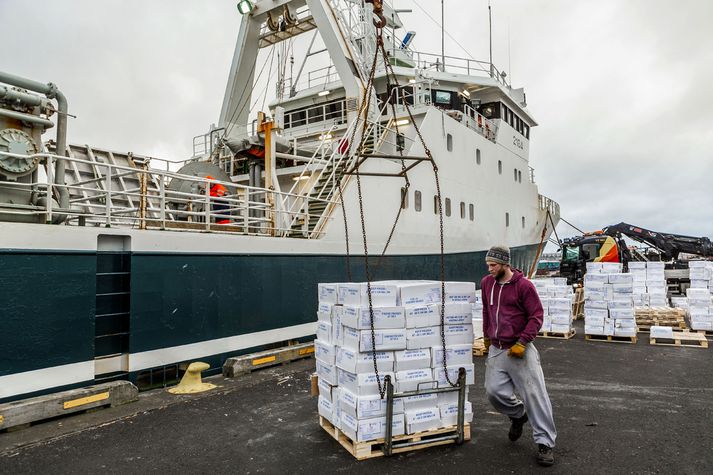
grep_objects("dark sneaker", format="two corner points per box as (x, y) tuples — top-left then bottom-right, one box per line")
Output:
(537, 444), (555, 466)
(508, 413), (528, 441)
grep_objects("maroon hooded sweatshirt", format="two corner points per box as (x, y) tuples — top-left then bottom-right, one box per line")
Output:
(481, 269), (544, 349)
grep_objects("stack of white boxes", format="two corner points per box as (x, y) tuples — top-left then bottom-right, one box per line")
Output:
(687, 260), (713, 331)
(315, 280), (476, 443)
(583, 262), (637, 338)
(531, 278), (574, 335)
(628, 261), (667, 307)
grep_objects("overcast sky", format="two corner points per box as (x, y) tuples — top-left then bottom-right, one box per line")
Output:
(3, 0), (712, 241)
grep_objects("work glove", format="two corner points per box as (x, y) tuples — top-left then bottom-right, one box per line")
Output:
(483, 337), (491, 351)
(508, 342), (526, 359)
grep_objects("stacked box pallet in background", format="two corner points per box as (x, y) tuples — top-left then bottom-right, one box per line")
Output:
(472, 293), (484, 340)
(583, 262), (637, 337)
(686, 261), (713, 331)
(531, 277), (574, 335)
(628, 261), (667, 307)
(315, 281), (476, 443)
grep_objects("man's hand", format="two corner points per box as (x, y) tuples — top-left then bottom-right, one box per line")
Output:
(508, 342), (526, 358)
(483, 337), (491, 351)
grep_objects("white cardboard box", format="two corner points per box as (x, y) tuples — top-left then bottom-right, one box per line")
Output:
(316, 321), (332, 343)
(396, 368), (435, 392)
(549, 298), (571, 311)
(585, 307), (609, 319)
(614, 327), (636, 337)
(433, 364), (475, 386)
(394, 349), (431, 372)
(318, 395), (335, 424)
(317, 302), (333, 322)
(608, 300), (634, 309)
(551, 323), (571, 333)
(431, 344), (473, 368)
(585, 316), (605, 326)
(341, 305), (406, 329)
(442, 303), (473, 325)
(445, 282), (477, 303)
(404, 304), (440, 328)
(316, 360), (337, 386)
(405, 407), (441, 434)
(585, 300), (609, 310)
(444, 324), (474, 345)
(403, 393), (439, 411)
(406, 326), (442, 349)
(342, 326), (407, 352)
(337, 369), (396, 396)
(601, 263), (623, 273)
(650, 326), (674, 339)
(335, 347), (394, 373)
(585, 324), (605, 335)
(315, 339), (336, 365)
(318, 283), (340, 304)
(609, 308), (634, 319)
(437, 387), (470, 406)
(608, 273), (633, 284)
(399, 282), (443, 306)
(439, 402), (474, 426)
(339, 283), (400, 307)
(341, 413), (405, 442)
(339, 388), (404, 419)
(615, 318), (637, 328)
(551, 315), (571, 326)
(318, 378), (337, 403)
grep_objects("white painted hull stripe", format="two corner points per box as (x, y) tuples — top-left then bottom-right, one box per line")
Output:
(0, 322), (316, 399)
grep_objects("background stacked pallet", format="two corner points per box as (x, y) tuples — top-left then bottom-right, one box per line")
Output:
(687, 261), (713, 331)
(583, 262), (637, 338)
(315, 281), (476, 444)
(531, 278), (574, 335)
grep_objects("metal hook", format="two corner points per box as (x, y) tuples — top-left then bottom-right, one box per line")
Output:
(365, 0), (387, 29)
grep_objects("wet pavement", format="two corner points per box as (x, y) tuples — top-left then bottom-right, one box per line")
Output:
(2, 320), (712, 474)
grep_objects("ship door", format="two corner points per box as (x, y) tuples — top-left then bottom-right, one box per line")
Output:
(94, 235), (131, 382)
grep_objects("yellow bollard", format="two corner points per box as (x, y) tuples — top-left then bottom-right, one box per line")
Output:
(168, 362), (217, 394)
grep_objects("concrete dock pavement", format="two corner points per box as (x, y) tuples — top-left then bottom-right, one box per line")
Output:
(2, 320), (713, 474)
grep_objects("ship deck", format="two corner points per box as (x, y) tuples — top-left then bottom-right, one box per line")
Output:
(2, 319), (712, 474)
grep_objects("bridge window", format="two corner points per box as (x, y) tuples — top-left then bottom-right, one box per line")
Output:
(414, 190), (422, 212)
(518, 170), (522, 183)
(445, 198), (451, 217)
(469, 204), (474, 221)
(498, 160), (502, 174)
(506, 212), (510, 227)
(476, 148), (481, 164)
(460, 201), (465, 219)
(446, 133), (453, 151)
(514, 169), (518, 181)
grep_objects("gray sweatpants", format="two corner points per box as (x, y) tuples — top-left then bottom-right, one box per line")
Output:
(484, 343), (557, 447)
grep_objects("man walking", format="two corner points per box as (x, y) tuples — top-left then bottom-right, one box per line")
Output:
(481, 245), (557, 466)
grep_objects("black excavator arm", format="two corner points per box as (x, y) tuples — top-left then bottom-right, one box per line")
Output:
(601, 222), (713, 261)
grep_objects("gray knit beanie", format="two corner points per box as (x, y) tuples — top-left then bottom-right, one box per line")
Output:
(485, 245), (510, 265)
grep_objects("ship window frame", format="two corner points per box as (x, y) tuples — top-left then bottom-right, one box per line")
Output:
(414, 190), (422, 212)
(476, 148), (481, 165)
(514, 168), (518, 182)
(401, 187), (409, 209)
(445, 198), (451, 217)
(447, 133), (453, 152)
(524, 125), (530, 139)
(469, 203), (475, 221)
(498, 160), (502, 175)
(460, 201), (465, 219)
(518, 170), (522, 183)
(434, 195), (439, 214)
(506, 212), (510, 227)
(522, 216), (526, 228)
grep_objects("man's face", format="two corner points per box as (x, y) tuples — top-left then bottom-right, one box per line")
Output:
(487, 261), (507, 279)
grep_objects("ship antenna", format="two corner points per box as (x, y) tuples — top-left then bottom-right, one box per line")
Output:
(488, 0), (493, 78)
(441, 0), (445, 72)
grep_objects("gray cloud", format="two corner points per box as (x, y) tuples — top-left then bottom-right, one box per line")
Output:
(2, 0), (711, 241)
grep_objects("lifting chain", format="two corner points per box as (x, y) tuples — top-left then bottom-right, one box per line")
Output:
(340, 8), (457, 398)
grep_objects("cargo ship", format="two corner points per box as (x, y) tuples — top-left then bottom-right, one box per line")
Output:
(0, 0), (559, 402)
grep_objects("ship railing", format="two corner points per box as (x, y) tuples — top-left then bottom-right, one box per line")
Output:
(407, 50), (511, 88)
(538, 194), (560, 217)
(0, 150), (337, 238)
(461, 104), (499, 142)
(282, 99), (348, 134)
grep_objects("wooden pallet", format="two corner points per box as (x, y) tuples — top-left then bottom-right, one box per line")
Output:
(695, 330), (713, 337)
(637, 322), (688, 333)
(319, 416), (470, 460)
(539, 328), (577, 340)
(585, 334), (638, 344)
(472, 340), (488, 357)
(650, 331), (709, 349)
(571, 288), (585, 320)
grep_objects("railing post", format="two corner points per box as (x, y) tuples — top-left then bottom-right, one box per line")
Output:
(204, 179), (211, 231)
(105, 165), (112, 227)
(242, 191), (249, 233)
(45, 156), (54, 224)
(159, 176), (166, 229)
